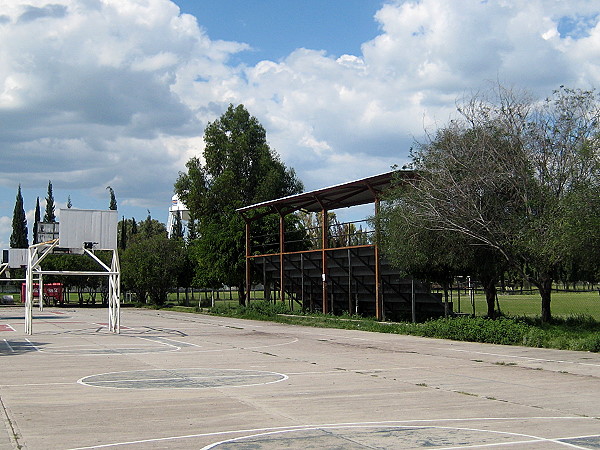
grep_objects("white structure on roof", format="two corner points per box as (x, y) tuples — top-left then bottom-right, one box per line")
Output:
(167, 194), (190, 237)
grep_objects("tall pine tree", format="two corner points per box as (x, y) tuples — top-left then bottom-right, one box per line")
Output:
(170, 210), (184, 239)
(119, 216), (127, 249)
(33, 197), (40, 244)
(10, 185), (28, 248)
(44, 180), (56, 223)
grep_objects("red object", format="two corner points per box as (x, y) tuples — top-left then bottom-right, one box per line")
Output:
(21, 283), (64, 305)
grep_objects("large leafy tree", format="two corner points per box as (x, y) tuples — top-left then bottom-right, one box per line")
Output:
(121, 233), (185, 305)
(10, 185), (28, 248)
(175, 104), (303, 304)
(387, 86), (600, 322)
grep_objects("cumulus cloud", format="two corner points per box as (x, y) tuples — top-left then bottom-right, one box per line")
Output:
(0, 0), (242, 198)
(1, 0), (599, 249)
(221, 0), (600, 186)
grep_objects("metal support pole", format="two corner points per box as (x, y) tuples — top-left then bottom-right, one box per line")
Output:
(25, 247), (34, 335)
(279, 214), (285, 302)
(245, 220), (251, 304)
(108, 249), (121, 334)
(411, 278), (416, 323)
(38, 273), (44, 311)
(374, 198), (383, 321)
(347, 248), (352, 314)
(300, 253), (304, 310)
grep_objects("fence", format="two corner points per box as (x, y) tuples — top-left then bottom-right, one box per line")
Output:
(162, 284), (600, 321)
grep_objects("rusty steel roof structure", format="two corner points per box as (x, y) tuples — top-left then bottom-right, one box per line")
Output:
(237, 170), (415, 218)
(236, 170), (436, 321)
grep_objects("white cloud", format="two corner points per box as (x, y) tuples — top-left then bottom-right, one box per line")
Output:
(0, 216), (10, 250)
(0, 0), (237, 193)
(1, 0), (599, 247)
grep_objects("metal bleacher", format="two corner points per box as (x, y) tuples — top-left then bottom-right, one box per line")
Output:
(239, 171), (451, 322)
(251, 245), (449, 321)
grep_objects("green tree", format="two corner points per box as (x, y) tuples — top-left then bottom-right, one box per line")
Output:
(44, 180), (56, 223)
(107, 186), (117, 210)
(186, 213), (198, 242)
(130, 217), (138, 236)
(10, 185), (28, 248)
(33, 197), (41, 244)
(175, 104), (303, 304)
(392, 86), (600, 322)
(121, 233), (185, 305)
(118, 216), (128, 250)
(67, 195), (72, 209)
(170, 210), (184, 239)
(139, 211), (167, 237)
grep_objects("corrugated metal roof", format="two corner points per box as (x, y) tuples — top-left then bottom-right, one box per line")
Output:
(237, 170), (414, 218)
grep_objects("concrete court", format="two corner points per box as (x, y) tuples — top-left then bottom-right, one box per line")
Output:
(1, 306), (599, 450)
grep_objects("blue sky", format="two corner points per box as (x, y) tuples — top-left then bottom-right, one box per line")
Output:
(0, 0), (599, 249)
(175, 0), (383, 65)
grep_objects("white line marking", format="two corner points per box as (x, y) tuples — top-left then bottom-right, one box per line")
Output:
(244, 338), (299, 349)
(135, 336), (181, 349)
(63, 417), (595, 450)
(149, 337), (204, 348)
(0, 382), (74, 387)
(2, 339), (14, 352)
(86, 373), (283, 385)
(77, 368), (288, 390)
(199, 425), (553, 450)
(24, 339), (41, 352)
(443, 348), (600, 367)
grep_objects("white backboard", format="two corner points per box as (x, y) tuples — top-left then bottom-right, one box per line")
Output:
(3, 248), (28, 268)
(58, 209), (118, 250)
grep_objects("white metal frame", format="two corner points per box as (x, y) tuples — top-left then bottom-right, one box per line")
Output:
(24, 239), (121, 335)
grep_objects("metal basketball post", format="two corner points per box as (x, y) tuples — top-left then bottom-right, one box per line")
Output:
(23, 208), (121, 336)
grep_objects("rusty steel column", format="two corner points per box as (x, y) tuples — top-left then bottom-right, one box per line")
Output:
(245, 220), (251, 304)
(321, 208), (329, 314)
(374, 198), (383, 320)
(279, 213), (285, 302)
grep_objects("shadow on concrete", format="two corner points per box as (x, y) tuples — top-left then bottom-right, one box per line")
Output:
(0, 340), (46, 356)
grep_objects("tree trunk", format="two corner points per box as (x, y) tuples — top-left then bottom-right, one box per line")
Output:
(238, 282), (246, 306)
(538, 277), (553, 323)
(483, 279), (497, 319)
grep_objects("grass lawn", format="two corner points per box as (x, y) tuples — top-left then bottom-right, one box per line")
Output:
(456, 291), (600, 320)
(171, 289), (600, 321)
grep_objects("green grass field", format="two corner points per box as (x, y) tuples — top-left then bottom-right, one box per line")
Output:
(454, 291), (600, 320)
(166, 289), (600, 321)
(11, 287), (594, 321)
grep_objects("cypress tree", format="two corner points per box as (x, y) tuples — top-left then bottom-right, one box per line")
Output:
(171, 210), (184, 239)
(33, 197), (40, 244)
(119, 216), (127, 249)
(44, 180), (56, 223)
(186, 214), (198, 242)
(10, 185), (29, 248)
